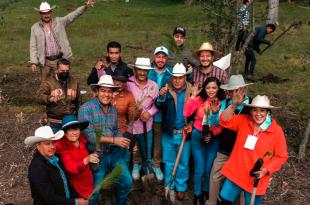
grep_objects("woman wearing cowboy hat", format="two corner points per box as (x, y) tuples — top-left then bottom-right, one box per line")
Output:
(217, 94), (288, 205)
(56, 115), (99, 198)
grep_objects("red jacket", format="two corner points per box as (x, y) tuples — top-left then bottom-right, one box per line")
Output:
(56, 134), (93, 198)
(219, 114), (288, 195)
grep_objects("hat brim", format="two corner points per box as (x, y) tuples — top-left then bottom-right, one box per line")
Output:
(220, 83), (253, 90)
(62, 121), (89, 131)
(90, 83), (120, 89)
(34, 5), (56, 12)
(154, 51), (169, 56)
(128, 64), (153, 70)
(245, 104), (280, 109)
(24, 130), (64, 146)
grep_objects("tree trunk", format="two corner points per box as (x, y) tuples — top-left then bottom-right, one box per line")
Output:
(298, 119), (310, 159)
(266, 0), (279, 25)
(185, 0), (194, 6)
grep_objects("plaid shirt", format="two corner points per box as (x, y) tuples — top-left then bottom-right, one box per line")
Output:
(43, 26), (61, 57)
(192, 65), (228, 87)
(78, 98), (121, 151)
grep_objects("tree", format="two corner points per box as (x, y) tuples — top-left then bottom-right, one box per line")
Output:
(266, 0), (279, 25)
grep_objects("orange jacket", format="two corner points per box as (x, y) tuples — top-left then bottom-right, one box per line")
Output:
(219, 114), (288, 195)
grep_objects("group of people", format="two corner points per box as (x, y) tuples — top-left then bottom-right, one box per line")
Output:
(26, 1), (288, 205)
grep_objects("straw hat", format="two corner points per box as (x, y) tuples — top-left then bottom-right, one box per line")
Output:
(220, 75), (253, 90)
(91, 75), (120, 89)
(24, 126), (64, 146)
(129, 57), (153, 70)
(196, 42), (214, 56)
(34, 2), (56, 13)
(245, 95), (279, 109)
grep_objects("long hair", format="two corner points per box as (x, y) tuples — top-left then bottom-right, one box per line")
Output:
(198, 77), (226, 101)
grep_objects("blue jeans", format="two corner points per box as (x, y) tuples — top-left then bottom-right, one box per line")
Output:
(133, 131), (153, 175)
(162, 133), (191, 192)
(89, 147), (132, 205)
(220, 179), (262, 205)
(191, 128), (220, 196)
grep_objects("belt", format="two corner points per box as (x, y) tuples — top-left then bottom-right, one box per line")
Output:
(173, 129), (183, 134)
(46, 53), (63, 61)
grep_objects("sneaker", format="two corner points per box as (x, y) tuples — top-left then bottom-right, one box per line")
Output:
(153, 166), (163, 181)
(169, 190), (176, 203)
(132, 163), (141, 180)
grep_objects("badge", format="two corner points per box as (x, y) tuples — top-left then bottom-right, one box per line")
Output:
(244, 135), (258, 150)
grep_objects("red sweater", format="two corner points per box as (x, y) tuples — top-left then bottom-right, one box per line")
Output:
(219, 114), (288, 195)
(56, 135), (93, 198)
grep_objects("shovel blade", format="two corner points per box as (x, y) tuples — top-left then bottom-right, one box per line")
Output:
(141, 173), (155, 192)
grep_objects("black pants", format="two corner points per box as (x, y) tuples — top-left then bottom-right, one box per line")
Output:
(244, 48), (256, 75)
(235, 29), (248, 51)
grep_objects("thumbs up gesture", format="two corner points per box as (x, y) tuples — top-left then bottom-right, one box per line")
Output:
(159, 84), (169, 96)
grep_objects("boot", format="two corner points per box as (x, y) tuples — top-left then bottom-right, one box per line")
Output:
(217, 196), (233, 205)
(193, 194), (205, 205)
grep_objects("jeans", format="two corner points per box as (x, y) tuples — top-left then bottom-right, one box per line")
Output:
(191, 128), (220, 196)
(162, 133), (191, 192)
(89, 148), (132, 205)
(244, 48), (256, 75)
(132, 131), (153, 175)
(220, 179), (262, 205)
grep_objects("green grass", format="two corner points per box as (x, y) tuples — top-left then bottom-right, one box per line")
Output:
(0, 0), (309, 118)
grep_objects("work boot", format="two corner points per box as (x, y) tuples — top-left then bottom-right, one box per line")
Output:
(169, 190), (176, 203)
(176, 191), (185, 201)
(153, 166), (163, 181)
(132, 163), (141, 180)
(193, 194), (205, 205)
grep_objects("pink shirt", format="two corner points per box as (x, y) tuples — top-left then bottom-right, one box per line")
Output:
(43, 26), (60, 57)
(127, 76), (159, 134)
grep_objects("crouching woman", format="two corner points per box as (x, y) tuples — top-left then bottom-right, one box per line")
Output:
(218, 95), (288, 205)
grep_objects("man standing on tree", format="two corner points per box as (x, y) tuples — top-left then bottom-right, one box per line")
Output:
(244, 24), (276, 81)
(30, 0), (95, 81)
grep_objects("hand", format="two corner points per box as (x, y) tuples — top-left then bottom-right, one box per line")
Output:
(140, 111), (151, 122)
(183, 124), (192, 139)
(67, 89), (77, 99)
(253, 167), (269, 179)
(95, 59), (105, 70)
(159, 84), (169, 96)
(113, 137), (131, 149)
(77, 198), (89, 205)
(132, 144), (138, 154)
(210, 99), (221, 114)
(232, 88), (245, 106)
(84, 153), (99, 165)
(191, 82), (202, 98)
(269, 41), (273, 46)
(85, 0), (95, 8)
(31, 64), (38, 72)
(50, 89), (63, 102)
(202, 133), (212, 143)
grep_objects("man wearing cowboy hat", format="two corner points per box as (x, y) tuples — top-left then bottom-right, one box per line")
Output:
(127, 57), (159, 180)
(36, 58), (80, 133)
(30, 0), (95, 81)
(192, 42), (228, 88)
(208, 75), (252, 205)
(147, 46), (173, 181)
(167, 26), (199, 68)
(25, 126), (89, 205)
(78, 75), (133, 205)
(155, 63), (192, 201)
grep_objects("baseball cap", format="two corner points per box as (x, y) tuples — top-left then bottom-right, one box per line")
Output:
(154, 46), (169, 56)
(173, 27), (186, 37)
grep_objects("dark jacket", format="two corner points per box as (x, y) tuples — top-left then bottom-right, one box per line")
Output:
(87, 60), (133, 85)
(167, 44), (199, 68)
(28, 151), (77, 205)
(155, 82), (192, 135)
(217, 97), (252, 156)
(248, 26), (272, 52)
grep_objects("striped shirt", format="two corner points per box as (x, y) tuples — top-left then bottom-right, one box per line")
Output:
(43, 26), (60, 57)
(78, 98), (121, 151)
(192, 65), (228, 87)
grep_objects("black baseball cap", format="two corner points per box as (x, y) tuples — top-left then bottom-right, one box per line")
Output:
(173, 27), (186, 37)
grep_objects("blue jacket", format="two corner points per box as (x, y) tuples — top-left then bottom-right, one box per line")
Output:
(148, 65), (173, 89)
(249, 26), (272, 52)
(155, 82), (192, 136)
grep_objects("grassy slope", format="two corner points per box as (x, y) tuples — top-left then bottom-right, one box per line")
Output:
(0, 0), (309, 117)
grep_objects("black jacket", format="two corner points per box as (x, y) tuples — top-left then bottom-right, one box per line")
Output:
(28, 151), (77, 205)
(248, 26), (272, 53)
(87, 60), (133, 85)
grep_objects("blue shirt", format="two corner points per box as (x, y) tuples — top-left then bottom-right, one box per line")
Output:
(174, 85), (186, 130)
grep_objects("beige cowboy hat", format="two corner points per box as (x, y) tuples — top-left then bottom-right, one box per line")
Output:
(128, 57), (153, 70)
(91, 75), (120, 90)
(220, 74), (253, 90)
(24, 126), (64, 146)
(196, 42), (221, 58)
(169, 63), (191, 77)
(245, 95), (279, 109)
(34, 2), (56, 13)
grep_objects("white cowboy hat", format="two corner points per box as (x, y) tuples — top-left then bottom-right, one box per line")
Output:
(245, 95), (279, 109)
(170, 63), (191, 77)
(34, 2), (56, 13)
(220, 74), (253, 90)
(91, 75), (120, 89)
(129, 57), (153, 70)
(213, 53), (231, 71)
(24, 126), (64, 146)
(154, 46), (169, 56)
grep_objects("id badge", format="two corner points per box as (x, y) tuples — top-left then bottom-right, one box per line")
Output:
(244, 135), (258, 150)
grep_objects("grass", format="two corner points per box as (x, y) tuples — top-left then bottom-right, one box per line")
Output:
(0, 0), (309, 119)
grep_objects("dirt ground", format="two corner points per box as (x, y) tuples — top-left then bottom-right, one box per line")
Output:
(0, 71), (309, 205)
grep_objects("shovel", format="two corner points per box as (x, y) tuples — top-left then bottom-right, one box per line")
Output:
(249, 158), (263, 205)
(165, 125), (192, 199)
(141, 121), (154, 191)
